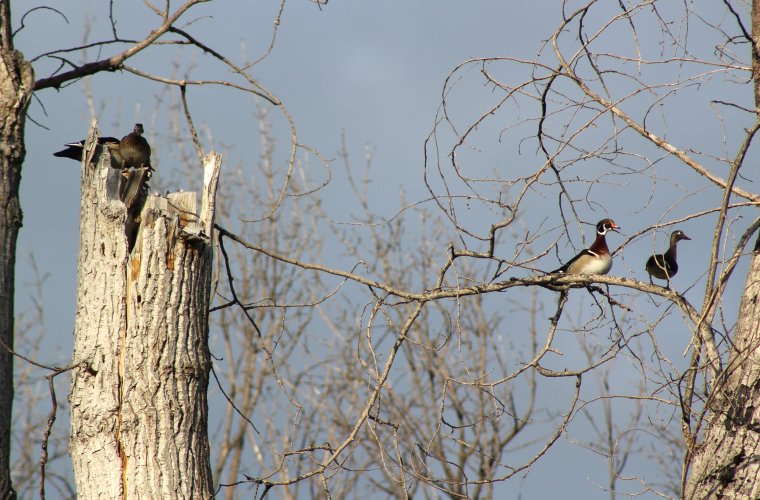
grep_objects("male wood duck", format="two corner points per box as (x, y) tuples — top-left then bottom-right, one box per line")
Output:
(53, 136), (120, 161)
(118, 123), (152, 169)
(645, 229), (690, 284)
(552, 219), (620, 274)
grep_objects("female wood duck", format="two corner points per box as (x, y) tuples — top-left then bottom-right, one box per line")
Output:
(53, 123), (151, 169)
(645, 230), (690, 284)
(118, 123), (152, 169)
(552, 219), (620, 274)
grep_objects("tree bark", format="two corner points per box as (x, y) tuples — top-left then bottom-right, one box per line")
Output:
(69, 127), (219, 498)
(0, 34), (34, 499)
(683, 240), (760, 498)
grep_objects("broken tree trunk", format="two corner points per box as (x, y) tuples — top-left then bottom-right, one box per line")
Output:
(69, 124), (221, 499)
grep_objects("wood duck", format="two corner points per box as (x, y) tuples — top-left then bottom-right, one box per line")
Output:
(118, 123), (152, 169)
(645, 230), (690, 284)
(552, 219), (620, 274)
(53, 124), (151, 169)
(53, 136), (120, 161)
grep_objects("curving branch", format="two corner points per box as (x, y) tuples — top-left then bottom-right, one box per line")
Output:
(35, 0), (208, 90)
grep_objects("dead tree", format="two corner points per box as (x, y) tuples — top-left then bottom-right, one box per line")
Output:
(68, 124), (220, 498)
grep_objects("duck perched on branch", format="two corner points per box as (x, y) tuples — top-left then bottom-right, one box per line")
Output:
(551, 219), (620, 275)
(645, 230), (691, 285)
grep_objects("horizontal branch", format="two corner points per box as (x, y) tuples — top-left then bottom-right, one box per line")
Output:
(216, 224), (695, 302)
(34, 0), (205, 90)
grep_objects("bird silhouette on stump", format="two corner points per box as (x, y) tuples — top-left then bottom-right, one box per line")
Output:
(54, 123), (154, 211)
(53, 136), (120, 162)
